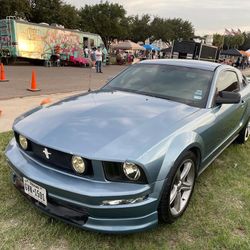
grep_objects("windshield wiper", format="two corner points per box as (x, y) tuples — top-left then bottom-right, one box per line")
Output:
(107, 86), (173, 101)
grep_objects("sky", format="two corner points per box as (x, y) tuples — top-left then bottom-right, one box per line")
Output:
(65, 0), (250, 35)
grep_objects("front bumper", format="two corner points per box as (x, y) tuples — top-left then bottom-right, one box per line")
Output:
(5, 139), (164, 233)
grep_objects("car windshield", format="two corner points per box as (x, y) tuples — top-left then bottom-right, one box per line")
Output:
(103, 64), (214, 108)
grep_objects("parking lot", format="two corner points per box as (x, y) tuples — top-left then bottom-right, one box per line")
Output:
(0, 65), (127, 132)
(0, 65), (126, 100)
(1, 64), (250, 101)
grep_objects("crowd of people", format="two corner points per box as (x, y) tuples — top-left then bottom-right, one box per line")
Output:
(49, 42), (250, 73)
(112, 49), (165, 65)
(220, 56), (250, 69)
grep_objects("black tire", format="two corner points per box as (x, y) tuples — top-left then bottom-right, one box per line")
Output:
(158, 151), (197, 224)
(236, 118), (250, 144)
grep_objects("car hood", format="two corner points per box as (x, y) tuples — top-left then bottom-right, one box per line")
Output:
(14, 90), (200, 161)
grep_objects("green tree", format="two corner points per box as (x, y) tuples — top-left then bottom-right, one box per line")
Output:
(213, 33), (224, 48)
(57, 4), (80, 29)
(0, 0), (80, 29)
(115, 16), (132, 41)
(130, 14), (151, 42)
(150, 17), (193, 43)
(150, 17), (173, 42)
(224, 34), (245, 49)
(30, 0), (64, 24)
(240, 32), (250, 50)
(168, 18), (194, 41)
(0, 0), (196, 48)
(231, 34), (245, 49)
(79, 1), (127, 48)
(224, 35), (233, 49)
(0, 0), (31, 20)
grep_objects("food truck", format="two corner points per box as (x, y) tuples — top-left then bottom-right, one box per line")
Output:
(0, 17), (105, 65)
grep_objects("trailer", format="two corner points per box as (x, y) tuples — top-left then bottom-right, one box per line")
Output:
(0, 17), (105, 65)
(171, 40), (218, 62)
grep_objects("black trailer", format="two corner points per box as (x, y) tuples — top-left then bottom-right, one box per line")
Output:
(171, 41), (218, 61)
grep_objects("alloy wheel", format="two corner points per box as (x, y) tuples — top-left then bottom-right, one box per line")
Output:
(169, 159), (195, 216)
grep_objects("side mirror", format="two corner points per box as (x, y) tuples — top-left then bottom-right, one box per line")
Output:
(215, 91), (241, 104)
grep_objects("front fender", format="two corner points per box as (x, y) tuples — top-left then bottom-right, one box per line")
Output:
(157, 131), (204, 181)
(137, 131), (204, 183)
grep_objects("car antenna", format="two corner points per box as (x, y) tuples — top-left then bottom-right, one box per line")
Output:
(88, 64), (92, 92)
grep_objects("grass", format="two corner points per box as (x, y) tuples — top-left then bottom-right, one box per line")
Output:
(0, 131), (249, 250)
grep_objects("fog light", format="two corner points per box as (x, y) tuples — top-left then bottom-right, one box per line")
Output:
(102, 196), (147, 206)
(123, 161), (141, 181)
(72, 156), (85, 174)
(19, 135), (28, 150)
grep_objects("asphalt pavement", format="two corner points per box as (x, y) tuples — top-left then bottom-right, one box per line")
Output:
(0, 65), (126, 100)
(0, 64), (126, 132)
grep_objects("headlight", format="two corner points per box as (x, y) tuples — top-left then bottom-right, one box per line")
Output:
(103, 161), (147, 184)
(72, 156), (86, 174)
(19, 135), (28, 150)
(123, 161), (141, 181)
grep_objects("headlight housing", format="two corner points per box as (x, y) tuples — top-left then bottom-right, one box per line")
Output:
(103, 161), (147, 184)
(19, 135), (28, 150)
(72, 155), (86, 174)
(123, 161), (141, 181)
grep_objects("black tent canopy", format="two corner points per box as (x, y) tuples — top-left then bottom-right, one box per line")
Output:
(220, 49), (242, 56)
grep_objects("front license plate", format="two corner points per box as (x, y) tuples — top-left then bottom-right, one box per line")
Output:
(23, 177), (47, 206)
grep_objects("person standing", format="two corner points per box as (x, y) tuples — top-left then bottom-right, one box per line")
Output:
(84, 46), (89, 58)
(95, 47), (103, 73)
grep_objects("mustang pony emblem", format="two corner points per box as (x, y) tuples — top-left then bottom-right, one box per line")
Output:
(43, 148), (51, 159)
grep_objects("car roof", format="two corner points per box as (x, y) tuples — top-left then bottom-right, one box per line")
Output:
(139, 59), (222, 71)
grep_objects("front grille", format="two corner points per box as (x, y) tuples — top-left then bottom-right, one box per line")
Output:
(14, 132), (93, 176)
(30, 141), (74, 171)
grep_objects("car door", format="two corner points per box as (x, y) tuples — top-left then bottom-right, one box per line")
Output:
(210, 70), (246, 150)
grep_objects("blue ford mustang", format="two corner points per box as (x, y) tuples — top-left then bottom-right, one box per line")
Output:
(5, 60), (250, 233)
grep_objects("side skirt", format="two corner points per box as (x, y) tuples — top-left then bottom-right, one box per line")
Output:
(198, 134), (239, 176)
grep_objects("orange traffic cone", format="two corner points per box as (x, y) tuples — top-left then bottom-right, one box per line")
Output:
(0, 63), (9, 82)
(40, 97), (51, 105)
(27, 70), (40, 92)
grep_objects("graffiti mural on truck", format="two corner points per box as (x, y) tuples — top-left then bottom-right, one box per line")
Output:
(45, 29), (84, 59)
(16, 23), (84, 60)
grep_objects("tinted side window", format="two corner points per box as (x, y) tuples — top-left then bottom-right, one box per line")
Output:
(216, 71), (240, 92)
